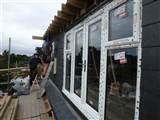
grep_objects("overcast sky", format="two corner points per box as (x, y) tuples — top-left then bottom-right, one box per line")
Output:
(0, 0), (66, 55)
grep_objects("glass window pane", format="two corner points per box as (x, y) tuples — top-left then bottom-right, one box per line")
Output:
(106, 47), (137, 120)
(66, 34), (71, 50)
(109, 0), (133, 40)
(74, 30), (83, 97)
(65, 53), (71, 91)
(86, 20), (101, 110)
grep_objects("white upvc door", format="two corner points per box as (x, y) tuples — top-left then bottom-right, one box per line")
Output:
(72, 26), (85, 102)
(84, 14), (102, 115)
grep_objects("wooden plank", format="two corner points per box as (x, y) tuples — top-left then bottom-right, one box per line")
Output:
(15, 97), (24, 120)
(11, 98), (19, 120)
(32, 36), (44, 40)
(0, 67), (27, 72)
(0, 96), (11, 119)
(2, 98), (18, 120)
(67, 0), (84, 9)
(16, 90), (51, 120)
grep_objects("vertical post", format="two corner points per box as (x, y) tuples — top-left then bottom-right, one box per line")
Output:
(16, 60), (18, 76)
(8, 37), (11, 83)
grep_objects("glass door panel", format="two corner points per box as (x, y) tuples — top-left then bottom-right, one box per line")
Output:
(106, 47), (137, 120)
(74, 30), (83, 97)
(65, 53), (72, 91)
(86, 20), (101, 110)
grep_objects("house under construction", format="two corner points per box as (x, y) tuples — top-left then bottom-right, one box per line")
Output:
(39, 0), (160, 120)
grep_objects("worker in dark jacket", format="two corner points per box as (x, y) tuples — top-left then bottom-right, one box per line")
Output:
(42, 40), (52, 77)
(29, 53), (42, 85)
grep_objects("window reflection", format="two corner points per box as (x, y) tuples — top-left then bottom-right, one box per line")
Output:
(109, 0), (133, 40)
(106, 48), (137, 120)
(65, 53), (71, 91)
(74, 30), (83, 97)
(66, 34), (71, 50)
(87, 20), (101, 110)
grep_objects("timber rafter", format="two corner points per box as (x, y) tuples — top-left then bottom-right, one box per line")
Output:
(43, 0), (103, 40)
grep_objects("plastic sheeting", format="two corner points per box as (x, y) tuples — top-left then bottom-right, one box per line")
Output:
(11, 76), (30, 96)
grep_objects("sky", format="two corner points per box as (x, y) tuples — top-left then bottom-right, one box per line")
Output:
(0, 0), (67, 56)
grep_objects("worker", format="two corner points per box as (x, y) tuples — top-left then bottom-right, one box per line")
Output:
(42, 40), (52, 77)
(29, 53), (42, 86)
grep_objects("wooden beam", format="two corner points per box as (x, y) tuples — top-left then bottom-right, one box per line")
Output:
(80, 0), (88, 16)
(61, 3), (76, 16)
(32, 36), (44, 40)
(54, 18), (67, 25)
(94, 0), (98, 5)
(0, 67), (27, 72)
(55, 16), (70, 23)
(52, 22), (64, 27)
(87, 0), (97, 9)
(48, 28), (59, 33)
(67, 0), (84, 9)
(57, 11), (72, 21)
(52, 21), (64, 28)
(49, 25), (57, 30)
(48, 24), (57, 30)
(49, 25), (60, 31)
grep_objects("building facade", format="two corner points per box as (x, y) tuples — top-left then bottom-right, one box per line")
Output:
(42, 0), (160, 120)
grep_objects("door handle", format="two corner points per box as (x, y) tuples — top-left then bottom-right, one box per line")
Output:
(83, 60), (86, 72)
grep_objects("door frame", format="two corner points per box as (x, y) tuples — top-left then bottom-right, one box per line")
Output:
(103, 43), (141, 120)
(62, 10), (103, 120)
(101, 0), (142, 120)
(63, 32), (72, 93)
(84, 15), (102, 109)
(72, 25), (85, 102)
(62, 0), (142, 120)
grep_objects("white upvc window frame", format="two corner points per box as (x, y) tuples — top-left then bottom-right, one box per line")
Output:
(72, 25), (84, 102)
(83, 14), (103, 118)
(85, 14), (103, 106)
(63, 10), (104, 120)
(63, 32), (72, 93)
(100, 0), (142, 120)
(104, 0), (141, 47)
(62, 0), (142, 120)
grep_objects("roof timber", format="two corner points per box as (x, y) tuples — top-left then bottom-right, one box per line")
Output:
(57, 11), (72, 21)
(54, 16), (70, 24)
(67, 0), (84, 9)
(53, 19), (67, 26)
(50, 27), (60, 33)
(43, 0), (105, 40)
(62, 3), (77, 16)
(52, 21), (65, 28)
